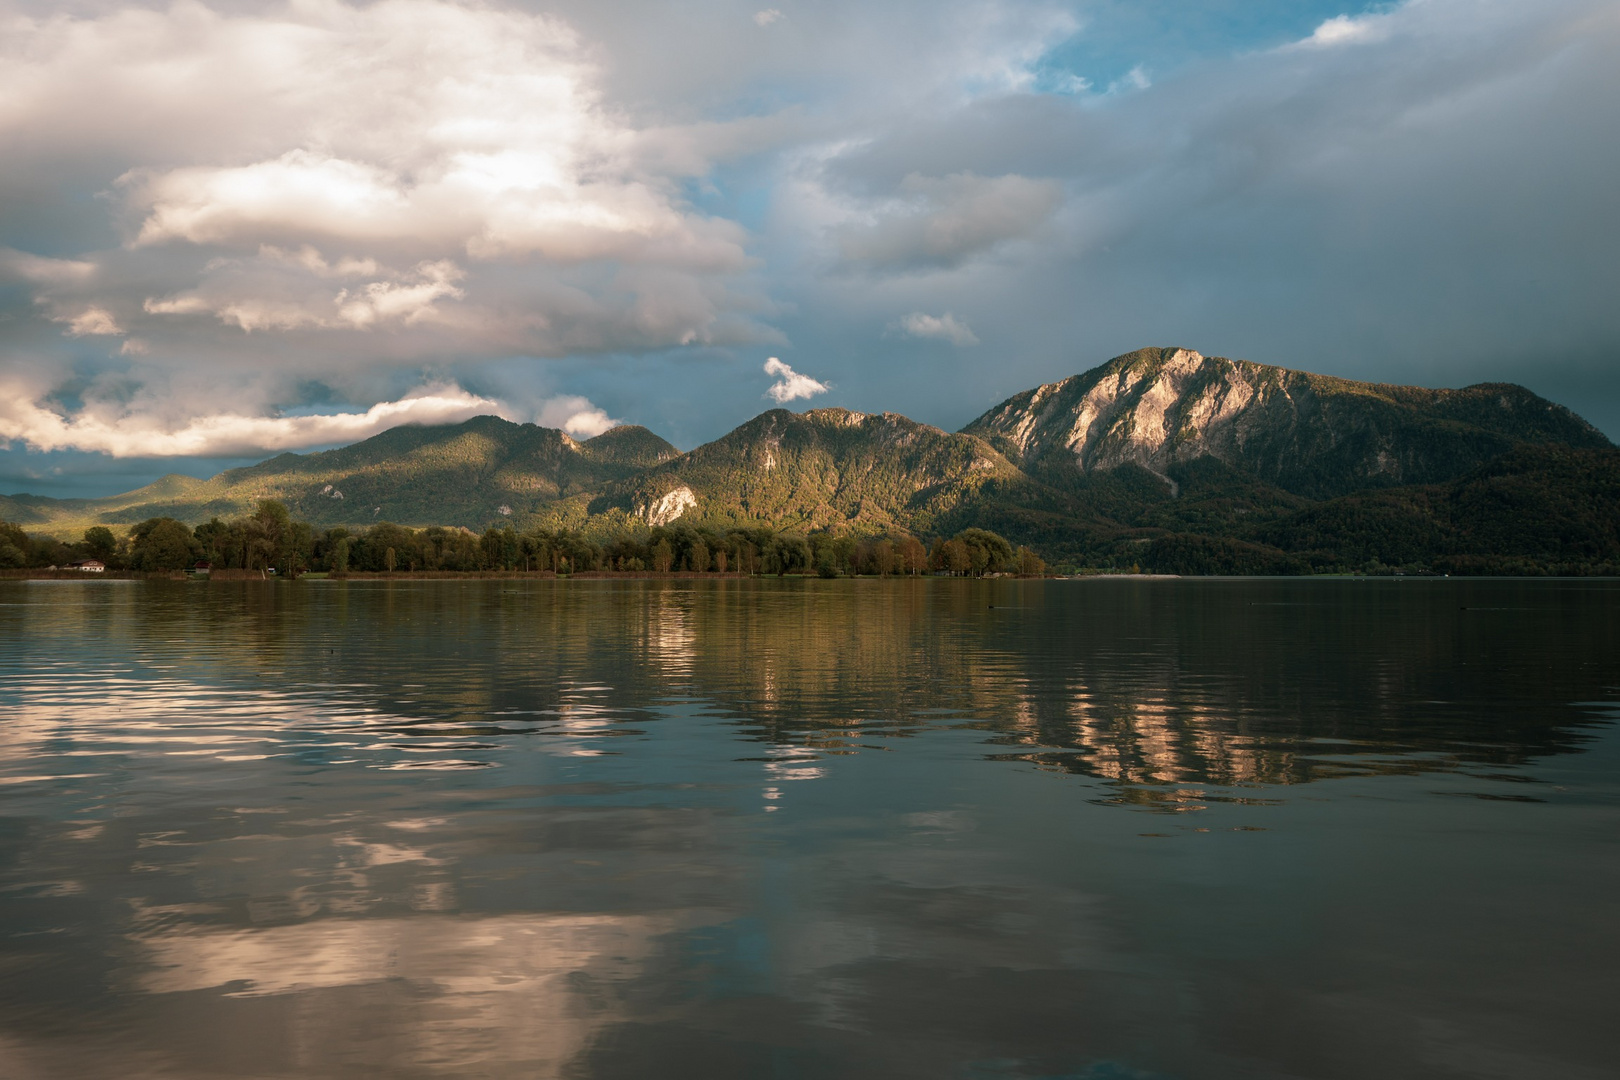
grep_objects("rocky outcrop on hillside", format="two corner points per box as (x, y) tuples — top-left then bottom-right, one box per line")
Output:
(962, 347), (1611, 498)
(580, 407), (1022, 534)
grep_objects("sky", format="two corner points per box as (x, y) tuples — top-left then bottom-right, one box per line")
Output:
(2, 0), (1617, 498)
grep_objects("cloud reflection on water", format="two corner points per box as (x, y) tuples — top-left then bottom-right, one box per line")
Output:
(131, 911), (700, 1074)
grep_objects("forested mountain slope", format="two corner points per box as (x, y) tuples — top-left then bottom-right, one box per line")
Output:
(1249, 445), (1620, 573)
(533, 408), (1027, 536)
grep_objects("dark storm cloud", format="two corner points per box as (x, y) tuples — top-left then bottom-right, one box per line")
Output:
(765, 0), (1620, 433)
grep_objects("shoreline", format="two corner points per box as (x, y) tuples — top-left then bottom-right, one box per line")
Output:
(0, 568), (1051, 582)
(9, 569), (1613, 582)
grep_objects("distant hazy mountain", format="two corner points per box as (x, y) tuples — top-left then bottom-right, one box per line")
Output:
(963, 347), (1610, 498)
(8, 417), (677, 530)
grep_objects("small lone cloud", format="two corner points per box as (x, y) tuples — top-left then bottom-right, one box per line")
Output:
(754, 9), (784, 27)
(893, 311), (979, 347)
(535, 395), (620, 438)
(1293, 14), (1389, 50)
(1050, 72), (1093, 95)
(1108, 65), (1151, 94)
(59, 307), (124, 337)
(763, 357), (828, 403)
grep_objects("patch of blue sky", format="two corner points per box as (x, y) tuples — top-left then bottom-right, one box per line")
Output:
(680, 155), (782, 232)
(1031, 0), (1390, 97)
(274, 382), (362, 417)
(0, 182), (118, 257)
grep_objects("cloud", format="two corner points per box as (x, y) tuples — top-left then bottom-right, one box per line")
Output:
(835, 172), (1063, 269)
(144, 256), (468, 333)
(535, 395), (621, 438)
(0, 0), (770, 364)
(754, 10), (784, 28)
(1294, 14), (1392, 50)
(57, 307), (124, 338)
(1107, 65), (1151, 93)
(0, 248), (96, 286)
(127, 146), (750, 269)
(893, 311), (978, 346)
(0, 383), (513, 458)
(763, 357), (829, 403)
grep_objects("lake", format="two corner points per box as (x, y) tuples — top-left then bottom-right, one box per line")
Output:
(1, 577), (1616, 1079)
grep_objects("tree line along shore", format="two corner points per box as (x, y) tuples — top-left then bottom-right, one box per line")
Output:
(1, 501), (1046, 579)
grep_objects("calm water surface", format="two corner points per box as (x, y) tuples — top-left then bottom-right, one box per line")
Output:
(1, 578), (1616, 1079)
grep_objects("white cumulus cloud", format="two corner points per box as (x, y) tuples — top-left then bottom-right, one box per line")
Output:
(535, 395), (621, 438)
(893, 311), (978, 346)
(0, 0), (774, 407)
(0, 383), (513, 458)
(763, 357), (829, 403)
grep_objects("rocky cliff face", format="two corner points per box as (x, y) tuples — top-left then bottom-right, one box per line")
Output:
(962, 347), (1611, 498)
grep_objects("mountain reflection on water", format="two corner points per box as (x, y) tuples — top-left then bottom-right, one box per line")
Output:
(0, 578), (1616, 1079)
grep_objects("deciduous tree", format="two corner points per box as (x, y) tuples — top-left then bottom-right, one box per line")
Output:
(83, 526), (116, 562)
(130, 518), (200, 571)
(954, 528), (1014, 576)
(898, 536), (927, 575)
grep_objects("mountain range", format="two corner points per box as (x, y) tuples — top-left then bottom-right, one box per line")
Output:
(6, 347), (1617, 573)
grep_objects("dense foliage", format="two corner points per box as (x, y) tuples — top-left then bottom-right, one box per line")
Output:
(0, 507), (1041, 579)
(9, 443), (1616, 577)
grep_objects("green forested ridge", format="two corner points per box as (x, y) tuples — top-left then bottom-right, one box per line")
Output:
(569, 408), (1024, 534)
(5, 348), (1617, 575)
